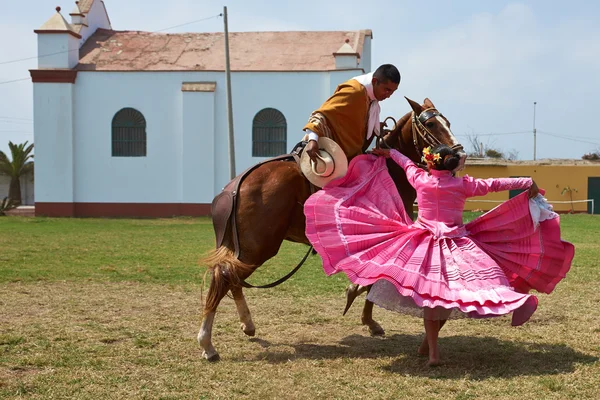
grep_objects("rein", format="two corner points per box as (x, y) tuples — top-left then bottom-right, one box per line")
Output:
(237, 142), (315, 289)
(374, 116), (397, 149)
(239, 245), (314, 289)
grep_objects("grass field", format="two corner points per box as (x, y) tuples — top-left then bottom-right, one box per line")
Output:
(0, 215), (599, 399)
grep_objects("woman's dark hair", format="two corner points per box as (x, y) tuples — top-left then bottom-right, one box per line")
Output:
(430, 144), (460, 171)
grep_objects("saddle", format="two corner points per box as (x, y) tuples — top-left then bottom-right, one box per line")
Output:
(211, 124), (385, 259)
(211, 141), (308, 258)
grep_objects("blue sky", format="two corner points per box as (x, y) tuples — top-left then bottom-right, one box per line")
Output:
(1, 0), (599, 159)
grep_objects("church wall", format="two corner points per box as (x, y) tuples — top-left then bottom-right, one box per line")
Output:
(57, 69), (360, 215)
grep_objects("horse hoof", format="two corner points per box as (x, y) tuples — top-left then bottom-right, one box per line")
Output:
(241, 324), (256, 337)
(368, 323), (385, 336)
(203, 351), (221, 362)
(343, 284), (360, 316)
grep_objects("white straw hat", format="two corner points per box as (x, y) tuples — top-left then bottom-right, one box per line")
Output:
(300, 137), (348, 188)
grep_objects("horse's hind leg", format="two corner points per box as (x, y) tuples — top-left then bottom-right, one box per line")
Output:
(231, 286), (255, 336)
(198, 262), (231, 362)
(199, 310), (220, 361)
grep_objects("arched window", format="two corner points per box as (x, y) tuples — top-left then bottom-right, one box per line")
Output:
(111, 107), (147, 157)
(252, 108), (287, 157)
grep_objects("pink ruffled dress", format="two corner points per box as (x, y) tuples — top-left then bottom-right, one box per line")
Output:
(304, 150), (574, 324)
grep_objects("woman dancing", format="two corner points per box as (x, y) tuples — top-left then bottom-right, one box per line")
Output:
(304, 145), (574, 366)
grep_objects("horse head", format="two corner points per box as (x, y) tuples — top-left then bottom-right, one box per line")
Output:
(382, 97), (467, 172)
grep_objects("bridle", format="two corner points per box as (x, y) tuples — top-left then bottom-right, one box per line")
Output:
(412, 108), (463, 157)
(374, 108), (464, 168)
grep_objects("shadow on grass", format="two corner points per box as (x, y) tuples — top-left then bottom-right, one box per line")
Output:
(248, 334), (598, 379)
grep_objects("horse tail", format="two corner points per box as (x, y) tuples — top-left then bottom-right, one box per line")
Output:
(201, 246), (255, 316)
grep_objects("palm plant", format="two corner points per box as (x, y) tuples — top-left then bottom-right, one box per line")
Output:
(0, 141), (34, 206)
(0, 196), (16, 216)
(561, 186), (578, 213)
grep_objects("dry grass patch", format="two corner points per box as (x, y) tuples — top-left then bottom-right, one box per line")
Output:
(1, 281), (598, 400)
(1, 215), (598, 399)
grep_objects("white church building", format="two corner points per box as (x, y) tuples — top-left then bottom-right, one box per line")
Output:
(31, 0), (373, 217)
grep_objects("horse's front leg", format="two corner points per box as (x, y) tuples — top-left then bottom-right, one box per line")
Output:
(345, 284), (385, 336)
(361, 297), (385, 336)
(230, 285), (255, 336)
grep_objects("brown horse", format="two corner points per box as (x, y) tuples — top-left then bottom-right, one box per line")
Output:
(198, 96), (466, 361)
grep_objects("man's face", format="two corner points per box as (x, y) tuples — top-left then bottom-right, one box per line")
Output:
(372, 78), (399, 101)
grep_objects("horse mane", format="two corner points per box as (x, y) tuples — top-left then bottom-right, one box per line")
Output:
(395, 112), (411, 134)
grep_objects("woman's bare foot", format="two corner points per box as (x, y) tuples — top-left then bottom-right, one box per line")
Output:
(427, 358), (442, 367)
(427, 341), (440, 367)
(418, 338), (429, 356)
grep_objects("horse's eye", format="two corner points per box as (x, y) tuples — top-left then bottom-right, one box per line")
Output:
(425, 121), (434, 128)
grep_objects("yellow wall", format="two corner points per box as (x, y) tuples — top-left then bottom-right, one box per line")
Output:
(457, 164), (600, 213)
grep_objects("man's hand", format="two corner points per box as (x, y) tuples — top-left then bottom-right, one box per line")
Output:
(371, 148), (391, 158)
(305, 140), (320, 162)
(528, 180), (539, 198)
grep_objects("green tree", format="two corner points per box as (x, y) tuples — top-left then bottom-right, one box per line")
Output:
(0, 141), (34, 206)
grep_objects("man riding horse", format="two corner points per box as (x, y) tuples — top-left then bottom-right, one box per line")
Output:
(301, 64), (401, 316)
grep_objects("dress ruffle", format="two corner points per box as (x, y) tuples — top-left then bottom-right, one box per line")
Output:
(304, 155), (574, 322)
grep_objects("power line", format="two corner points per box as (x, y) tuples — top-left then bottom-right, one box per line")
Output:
(0, 116), (33, 121)
(153, 14), (223, 32)
(538, 131), (600, 146)
(538, 130), (600, 142)
(0, 13), (223, 67)
(0, 120), (33, 125)
(0, 13), (223, 87)
(456, 131), (529, 137)
(457, 129), (600, 148)
(0, 51), (69, 66)
(0, 130), (33, 133)
(0, 77), (31, 85)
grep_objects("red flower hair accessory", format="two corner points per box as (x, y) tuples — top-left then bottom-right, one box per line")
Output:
(421, 146), (441, 164)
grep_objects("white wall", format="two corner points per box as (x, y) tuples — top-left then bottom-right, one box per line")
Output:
(73, 73), (184, 203)
(33, 83), (74, 203)
(0, 174), (34, 205)
(359, 35), (372, 73)
(37, 34), (79, 69)
(34, 67), (365, 205)
(77, 0), (112, 45)
(182, 90), (215, 203)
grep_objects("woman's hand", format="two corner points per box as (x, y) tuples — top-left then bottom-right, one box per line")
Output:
(528, 180), (539, 198)
(371, 148), (391, 158)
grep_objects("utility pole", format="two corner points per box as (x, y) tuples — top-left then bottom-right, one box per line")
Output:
(533, 101), (537, 161)
(224, 6), (236, 179)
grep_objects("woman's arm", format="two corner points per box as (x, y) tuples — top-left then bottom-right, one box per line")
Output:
(371, 148), (424, 187)
(463, 175), (536, 198)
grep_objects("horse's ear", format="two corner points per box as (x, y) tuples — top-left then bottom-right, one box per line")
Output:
(405, 96), (422, 114)
(423, 98), (435, 108)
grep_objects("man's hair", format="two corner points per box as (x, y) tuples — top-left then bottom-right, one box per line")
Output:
(373, 64), (401, 84)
